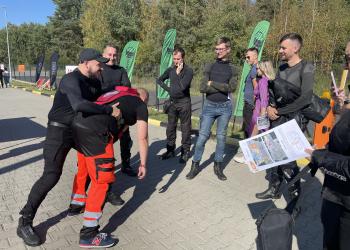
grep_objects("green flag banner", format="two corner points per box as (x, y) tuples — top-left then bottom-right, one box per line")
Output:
(120, 40), (140, 82)
(233, 20), (270, 117)
(157, 28), (176, 99)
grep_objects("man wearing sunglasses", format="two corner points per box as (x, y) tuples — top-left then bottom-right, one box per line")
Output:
(233, 47), (258, 163)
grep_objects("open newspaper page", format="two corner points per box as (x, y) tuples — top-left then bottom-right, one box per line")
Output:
(239, 119), (311, 173)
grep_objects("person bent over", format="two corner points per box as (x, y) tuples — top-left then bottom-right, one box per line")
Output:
(70, 87), (149, 248)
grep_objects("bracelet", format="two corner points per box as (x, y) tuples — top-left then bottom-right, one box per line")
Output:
(139, 164), (146, 168)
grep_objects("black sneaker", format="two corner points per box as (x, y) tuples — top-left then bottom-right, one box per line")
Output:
(17, 217), (41, 246)
(106, 192), (125, 206)
(67, 204), (85, 216)
(79, 232), (117, 248)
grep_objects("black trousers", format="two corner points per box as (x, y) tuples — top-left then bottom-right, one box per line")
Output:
(243, 101), (254, 138)
(166, 98), (192, 152)
(119, 128), (132, 165)
(20, 124), (74, 219)
(322, 199), (350, 250)
(266, 114), (301, 193)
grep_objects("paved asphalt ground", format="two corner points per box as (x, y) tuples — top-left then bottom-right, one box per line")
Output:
(0, 88), (324, 249)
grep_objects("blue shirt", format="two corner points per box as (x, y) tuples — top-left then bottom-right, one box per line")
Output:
(244, 64), (257, 105)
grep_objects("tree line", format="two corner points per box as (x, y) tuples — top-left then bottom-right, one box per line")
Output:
(2, 0), (350, 89)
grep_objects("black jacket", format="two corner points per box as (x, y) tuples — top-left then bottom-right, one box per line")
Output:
(311, 110), (350, 208)
(156, 64), (193, 99)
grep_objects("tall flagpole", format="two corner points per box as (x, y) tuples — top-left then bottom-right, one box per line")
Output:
(1, 6), (11, 82)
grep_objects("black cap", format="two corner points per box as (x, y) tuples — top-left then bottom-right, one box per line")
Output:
(79, 48), (109, 63)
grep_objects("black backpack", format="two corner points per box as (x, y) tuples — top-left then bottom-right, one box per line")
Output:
(256, 166), (311, 250)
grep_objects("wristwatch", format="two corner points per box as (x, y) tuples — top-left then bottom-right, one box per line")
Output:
(344, 98), (350, 105)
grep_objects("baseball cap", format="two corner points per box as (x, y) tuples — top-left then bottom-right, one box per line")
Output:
(79, 48), (109, 63)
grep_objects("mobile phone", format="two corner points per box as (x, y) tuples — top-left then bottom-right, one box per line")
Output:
(331, 71), (339, 96)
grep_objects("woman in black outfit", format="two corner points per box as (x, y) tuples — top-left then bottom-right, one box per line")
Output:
(306, 89), (350, 250)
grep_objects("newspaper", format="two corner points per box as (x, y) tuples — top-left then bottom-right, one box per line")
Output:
(239, 119), (312, 173)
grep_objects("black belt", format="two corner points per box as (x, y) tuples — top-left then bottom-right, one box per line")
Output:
(171, 97), (191, 103)
(48, 121), (69, 128)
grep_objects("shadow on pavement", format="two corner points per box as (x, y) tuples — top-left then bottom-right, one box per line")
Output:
(102, 139), (187, 234)
(0, 140), (43, 161)
(0, 153), (43, 175)
(34, 210), (68, 244)
(0, 117), (46, 143)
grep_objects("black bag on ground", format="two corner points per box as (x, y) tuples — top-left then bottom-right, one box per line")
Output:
(163, 99), (173, 114)
(256, 208), (293, 250)
(256, 166), (311, 250)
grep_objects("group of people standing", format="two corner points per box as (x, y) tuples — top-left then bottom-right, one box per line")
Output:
(157, 32), (350, 250)
(15, 32), (350, 249)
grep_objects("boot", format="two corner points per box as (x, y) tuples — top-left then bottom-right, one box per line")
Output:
(186, 161), (200, 180)
(255, 185), (281, 200)
(160, 145), (175, 160)
(106, 192), (125, 206)
(213, 161), (227, 181)
(121, 159), (137, 177)
(17, 216), (41, 246)
(179, 148), (190, 164)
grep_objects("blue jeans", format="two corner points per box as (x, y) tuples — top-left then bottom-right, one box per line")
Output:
(193, 99), (232, 163)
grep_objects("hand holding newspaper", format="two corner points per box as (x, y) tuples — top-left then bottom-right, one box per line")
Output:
(239, 119), (312, 173)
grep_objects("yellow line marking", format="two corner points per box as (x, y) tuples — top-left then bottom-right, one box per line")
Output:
(148, 118), (161, 126)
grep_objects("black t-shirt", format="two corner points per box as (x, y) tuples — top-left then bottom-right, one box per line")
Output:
(73, 95), (148, 156)
(48, 69), (112, 125)
(100, 63), (131, 92)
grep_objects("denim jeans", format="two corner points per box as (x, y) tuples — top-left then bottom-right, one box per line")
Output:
(193, 99), (232, 163)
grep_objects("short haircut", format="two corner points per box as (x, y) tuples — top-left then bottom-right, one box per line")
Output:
(104, 43), (119, 51)
(173, 45), (185, 58)
(279, 33), (303, 48)
(246, 47), (259, 54)
(216, 37), (231, 48)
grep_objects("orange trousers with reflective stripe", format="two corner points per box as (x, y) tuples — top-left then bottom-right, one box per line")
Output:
(71, 140), (116, 227)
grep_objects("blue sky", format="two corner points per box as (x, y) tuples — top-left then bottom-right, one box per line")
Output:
(0, 0), (55, 28)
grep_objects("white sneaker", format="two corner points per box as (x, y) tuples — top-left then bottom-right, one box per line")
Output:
(233, 153), (246, 164)
(233, 147), (246, 164)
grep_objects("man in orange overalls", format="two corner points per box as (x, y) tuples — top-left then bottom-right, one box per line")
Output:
(70, 87), (149, 248)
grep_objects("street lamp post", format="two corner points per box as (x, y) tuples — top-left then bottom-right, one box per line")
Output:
(1, 6), (11, 83)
